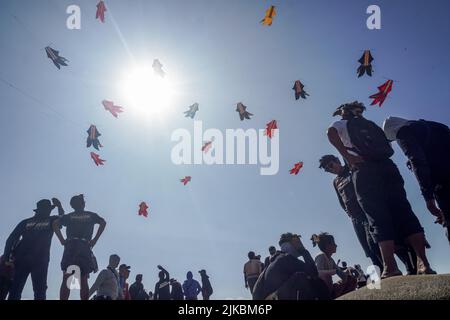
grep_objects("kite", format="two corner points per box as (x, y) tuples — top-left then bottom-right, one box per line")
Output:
(86, 125), (102, 150)
(261, 6), (276, 26)
(102, 100), (124, 118)
(292, 80), (309, 100)
(45, 46), (69, 69)
(357, 50), (374, 77)
(90, 152), (106, 166)
(289, 162), (304, 175)
(236, 102), (253, 121)
(152, 59), (166, 78)
(180, 176), (191, 185)
(184, 103), (199, 119)
(202, 139), (213, 153)
(96, 1), (107, 23)
(138, 202), (149, 218)
(264, 120), (278, 139)
(369, 80), (393, 107)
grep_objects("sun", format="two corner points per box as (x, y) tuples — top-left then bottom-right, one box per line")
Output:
(120, 64), (174, 119)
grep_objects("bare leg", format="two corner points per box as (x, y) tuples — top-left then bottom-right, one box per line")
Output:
(406, 232), (435, 274)
(378, 240), (401, 278)
(60, 273), (70, 300)
(80, 275), (89, 300)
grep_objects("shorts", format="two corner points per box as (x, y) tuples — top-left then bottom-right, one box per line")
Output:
(352, 159), (424, 242)
(61, 239), (97, 276)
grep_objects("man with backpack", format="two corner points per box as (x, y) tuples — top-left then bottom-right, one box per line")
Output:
(383, 116), (450, 244)
(327, 101), (435, 278)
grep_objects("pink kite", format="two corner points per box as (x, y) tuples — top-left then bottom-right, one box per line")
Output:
(180, 176), (191, 185)
(96, 1), (107, 23)
(202, 140), (213, 153)
(264, 120), (278, 139)
(90, 152), (106, 166)
(289, 162), (303, 175)
(138, 202), (149, 218)
(102, 100), (124, 118)
(369, 80), (393, 107)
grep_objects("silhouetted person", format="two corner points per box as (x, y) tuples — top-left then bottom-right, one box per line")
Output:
(3, 198), (63, 300)
(183, 271), (201, 300)
(264, 246), (278, 269)
(129, 274), (148, 300)
(170, 278), (184, 300)
(88, 254), (121, 300)
(0, 255), (14, 300)
(243, 251), (262, 294)
(199, 269), (213, 300)
(148, 291), (153, 300)
(53, 194), (106, 300)
(154, 265), (170, 300)
(119, 264), (131, 300)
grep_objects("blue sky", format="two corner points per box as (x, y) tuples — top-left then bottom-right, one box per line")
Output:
(1, 0), (450, 299)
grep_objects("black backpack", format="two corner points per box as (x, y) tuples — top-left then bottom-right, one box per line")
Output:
(346, 117), (394, 161)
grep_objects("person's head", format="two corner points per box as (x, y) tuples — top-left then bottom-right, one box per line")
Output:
(33, 199), (53, 217)
(333, 101), (366, 120)
(186, 271), (193, 280)
(248, 251), (255, 260)
(382, 116), (410, 141)
(109, 254), (120, 268)
(311, 233), (337, 255)
(268, 246), (276, 255)
(199, 269), (207, 276)
(136, 274), (143, 283)
(319, 155), (343, 175)
(170, 278), (177, 285)
(255, 255), (261, 261)
(354, 264), (361, 270)
(279, 232), (304, 253)
(119, 264), (131, 278)
(70, 194), (85, 212)
(342, 261), (347, 268)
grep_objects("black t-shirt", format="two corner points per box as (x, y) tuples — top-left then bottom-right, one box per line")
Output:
(59, 211), (104, 240)
(5, 215), (59, 262)
(155, 280), (171, 300)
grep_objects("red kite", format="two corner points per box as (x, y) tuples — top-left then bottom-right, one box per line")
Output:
(86, 125), (102, 150)
(369, 80), (393, 107)
(357, 50), (374, 77)
(180, 176), (191, 185)
(102, 100), (124, 118)
(289, 162), (303, 175)
(90, 152), (106, 166)
(261, 6), (276, 26)
(264, 120), (278, 139)
(138, 202), (149, 218)
(96, 1), (107, 23)
(293, 80), (309, 100)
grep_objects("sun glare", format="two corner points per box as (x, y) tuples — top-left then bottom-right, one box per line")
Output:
(120, 64), (174, 119)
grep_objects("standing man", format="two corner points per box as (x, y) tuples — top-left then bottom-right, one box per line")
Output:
(198, 269), (213, 300)
(88, 254), (121, 300)
(129, 274), (149, 300)
(327, 102), (434, 278)
(264, 246), (278, 269)
(3, 198), (64, 300)
(53, 194), (106, 300)
(119, 264), (131, 300)
(383, 116), (450, 244)
(154, 265), (170, 300)
(243, 251), (262, 294)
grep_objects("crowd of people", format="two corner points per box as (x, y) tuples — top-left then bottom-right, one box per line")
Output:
(1, 101), (450, 300)
(0, 194), (213, 300)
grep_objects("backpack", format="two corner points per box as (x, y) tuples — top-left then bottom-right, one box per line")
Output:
(346, 117), (394, 161)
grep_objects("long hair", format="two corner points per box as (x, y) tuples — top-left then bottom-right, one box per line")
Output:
(311, 232), (335, 252)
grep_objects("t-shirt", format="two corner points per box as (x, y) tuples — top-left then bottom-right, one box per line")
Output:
(155, 280), (171, 300)
(59, 211), (104, 240)
(243, 259), (262, 278)
(315, 253), (339, 290)
(330, 120), (359, 156)
(4, 215), (59, 262)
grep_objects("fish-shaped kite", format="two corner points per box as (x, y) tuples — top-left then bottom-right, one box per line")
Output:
(261, 6), (276, 26)
(138, 202), (149, 218)
(102, 100), (124, 118)
(289, 162), (303, 175)
(292, 80), (309, 100)
(86, 125), (102, 150)
(357, 50), (374, 78)
(180, 176), (191, 185)
(45, 46), (69, 69)
(202, 140), (213, 153)
(264, 120), (278, 139)
(184, 103), (199, 119)
(152, 59), (166, 78)
(90, 152), (106, 166)
(236, 102), (253, 121)
(96, 1), (107, 23)
(369, 80), (393, 107)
